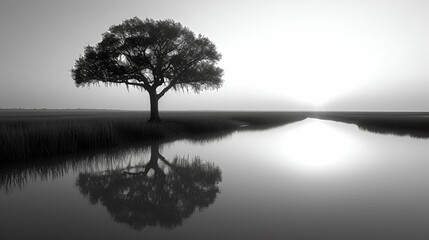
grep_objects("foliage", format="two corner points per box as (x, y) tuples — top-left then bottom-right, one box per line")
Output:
(71, 17), (224, 121)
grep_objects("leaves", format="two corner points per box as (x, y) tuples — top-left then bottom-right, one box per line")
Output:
(71, 17), (223, 96)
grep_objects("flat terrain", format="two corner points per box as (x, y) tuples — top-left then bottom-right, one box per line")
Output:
(2, 109), (429, 162)
(309, 111), (429, 138)
(0, 110), (307, 162)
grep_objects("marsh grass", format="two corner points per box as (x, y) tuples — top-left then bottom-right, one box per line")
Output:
(0, 146), (147, 194)
(0, 110), (306, 162)
(311, 112), (429, 138)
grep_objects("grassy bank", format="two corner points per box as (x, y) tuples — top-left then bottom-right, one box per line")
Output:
(310, 112), (429, 138)
(4, 110), (429, 162)
(0, 110), (306, 162)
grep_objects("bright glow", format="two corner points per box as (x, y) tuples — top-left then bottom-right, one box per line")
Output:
(258, 18), (381, 106)
(281, 119), (361, 173)
(3, 0), (429, 110)
(220, 2), (392, 108)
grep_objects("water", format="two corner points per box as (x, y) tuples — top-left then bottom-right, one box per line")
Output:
(2, 118), (429, 239)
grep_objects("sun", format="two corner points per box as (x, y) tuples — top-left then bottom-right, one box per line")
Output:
(262, 17), (382, 107)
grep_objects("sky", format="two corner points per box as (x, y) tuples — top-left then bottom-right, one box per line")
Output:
(1, 0), (429, 111)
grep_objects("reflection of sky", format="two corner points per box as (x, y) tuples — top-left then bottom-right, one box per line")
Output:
(2, 119), (429, 239)
(280, 119), (361, 173)
(168, 118), (429, 206)
(166, 119), (429, 239)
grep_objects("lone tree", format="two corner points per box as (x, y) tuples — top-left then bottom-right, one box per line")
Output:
(72, 17), (223, 122)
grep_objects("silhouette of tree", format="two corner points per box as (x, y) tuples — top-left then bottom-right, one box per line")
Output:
(72, 17), (223, 122)
(76, 143), (222, 229)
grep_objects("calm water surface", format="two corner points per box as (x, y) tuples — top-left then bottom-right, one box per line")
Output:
(2, 118), (429, 239)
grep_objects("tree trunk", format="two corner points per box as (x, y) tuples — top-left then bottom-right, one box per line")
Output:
(148, 91), (161, 123)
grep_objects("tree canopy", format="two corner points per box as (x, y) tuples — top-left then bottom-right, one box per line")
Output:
(72, 17), (224, 122)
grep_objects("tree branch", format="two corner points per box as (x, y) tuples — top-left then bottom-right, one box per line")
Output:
(158, 154), (174, 169)
(157, 79), (177, 99)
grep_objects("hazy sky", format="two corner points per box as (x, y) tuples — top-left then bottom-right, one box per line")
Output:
(1, 0), (429, 111)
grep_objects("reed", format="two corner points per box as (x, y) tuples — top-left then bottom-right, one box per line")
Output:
(0, 110), (306, 162)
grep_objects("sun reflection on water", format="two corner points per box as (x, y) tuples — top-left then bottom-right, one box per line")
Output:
(281, 119), (362, 174)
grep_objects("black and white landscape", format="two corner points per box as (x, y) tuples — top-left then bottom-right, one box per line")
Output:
(1, 1), (429, 239)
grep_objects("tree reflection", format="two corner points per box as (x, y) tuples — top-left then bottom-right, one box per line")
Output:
(76, 143), (222, 229)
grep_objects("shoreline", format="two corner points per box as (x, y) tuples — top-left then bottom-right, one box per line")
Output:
(3, 110), (429, 163)
(0, 111), (307, 162)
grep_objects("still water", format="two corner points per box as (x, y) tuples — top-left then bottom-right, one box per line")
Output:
(2, 118), (429, 239)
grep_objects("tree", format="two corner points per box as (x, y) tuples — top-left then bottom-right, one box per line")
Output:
(72, 17), (223, 122)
